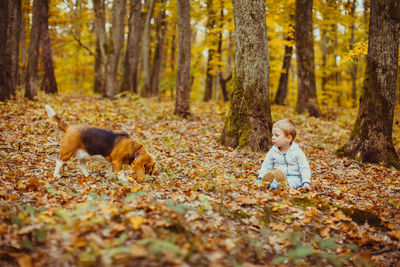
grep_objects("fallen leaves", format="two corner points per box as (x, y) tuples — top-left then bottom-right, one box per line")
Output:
(0, 94), (399, 266)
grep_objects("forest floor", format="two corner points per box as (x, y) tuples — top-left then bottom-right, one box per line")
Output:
(0, 94), (400, 267)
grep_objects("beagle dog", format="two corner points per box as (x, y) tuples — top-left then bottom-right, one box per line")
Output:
(45, 105), (157, 181)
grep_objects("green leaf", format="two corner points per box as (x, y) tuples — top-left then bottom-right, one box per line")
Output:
(124, 191), (147, 202)
(166, 199), (189, 213)
(35, 229), (47, 243)
(318, 238), (340, 250)
(149, 240), (181, 255)
(319, 251), (343, 267)
(272, 256), (287, 264)
(55, 208), (72, 224)
(22, 240), (33, 250)
(11, 215), (22, 226)
(287, 245), (314, 259)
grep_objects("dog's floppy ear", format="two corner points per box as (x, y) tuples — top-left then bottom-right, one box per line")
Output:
(131, 160), (145, 182)
(128, 140), (142, 160)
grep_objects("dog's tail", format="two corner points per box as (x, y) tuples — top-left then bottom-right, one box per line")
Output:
(45, 105), (68, 132)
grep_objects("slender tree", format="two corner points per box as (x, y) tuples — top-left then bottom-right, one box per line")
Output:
(142, 0), (155, 97)
(150, 0), (167, 96)
(174, 0), (191, 117)
(120, 0), (143, 94)
(203, 0), (217, 102)
(25, 0), (43, 100)
(219, 0), (272, 151)
(103, 0), (126, 98)
(274, 23), (294, 106)
(337, 0), (400, 168)
(40, 0), (57, 94)
(8, 0), (21, 96)
(0, 0), (11, 101)
(295, 0), (320, 117)
(93, 0), (105, 94)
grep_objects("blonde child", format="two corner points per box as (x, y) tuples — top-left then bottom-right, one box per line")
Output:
(257, 119), (311, 189)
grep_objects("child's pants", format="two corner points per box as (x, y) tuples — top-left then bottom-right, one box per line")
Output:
(268, 175), (302, 189)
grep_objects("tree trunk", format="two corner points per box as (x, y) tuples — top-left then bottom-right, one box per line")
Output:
(40, 0), (57, 94)
(120, 0), (143, 94)
(169, 33), (176, 100)
(93, 0), (105, 94)
(0, 0), (11, 101)
(8, 0), (21, 97)
(25, 0), (43, 100)
(219, 0), (272, 151)
(142, 0), (155, 97)
(295, 0), (320, 117)
(219, 72), (232, 102)
(203, 0), (217, 102)
(274, 25), (294, 106)
(337, 0), (400, 168)
(350, 0), (358, 107)
(174, 0), (191, 117)
(150, 0), (167, 96)
(103, 0), (126, 98)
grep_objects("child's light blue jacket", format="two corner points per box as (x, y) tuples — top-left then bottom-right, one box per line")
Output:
(258, 141), (311, 184)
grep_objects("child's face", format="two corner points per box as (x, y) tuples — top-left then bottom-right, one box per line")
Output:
(272, 126), (292, 149)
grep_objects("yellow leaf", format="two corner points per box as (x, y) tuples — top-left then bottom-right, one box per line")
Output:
(129, 217), (144, 230)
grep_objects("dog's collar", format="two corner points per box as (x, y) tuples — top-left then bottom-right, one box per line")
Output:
(129, 147), (145, 165)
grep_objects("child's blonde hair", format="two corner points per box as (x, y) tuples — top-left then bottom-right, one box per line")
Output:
(273, 119), (297, 140)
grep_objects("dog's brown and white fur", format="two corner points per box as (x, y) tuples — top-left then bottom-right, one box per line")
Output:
(45, 105), (157, 181)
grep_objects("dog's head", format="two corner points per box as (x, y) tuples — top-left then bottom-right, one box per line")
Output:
(129, 141), (158, 181)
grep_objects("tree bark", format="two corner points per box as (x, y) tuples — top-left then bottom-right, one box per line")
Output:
(219, 0), (272, 151)
(0, 0), (11, 101)
(40, 0), (57, 94)
(93, 0), (105, 94)
(25, 0), (43, 100)
(274, 25), (294, 106)
(295, 0), (320, 117)
(349, 0), (358, 107)
(120, 0), (143, 94)
(174, 0), (191, 117)
(142, 0), (155, 97)
(8, 0), (21, 97)
(203, 0), (217, 102)
(103, 0), (126, 98)
(337, 0), (400, 168)
(150, 0), (167, 96)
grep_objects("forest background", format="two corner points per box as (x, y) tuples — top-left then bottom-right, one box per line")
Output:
(1, 0), (400, 266)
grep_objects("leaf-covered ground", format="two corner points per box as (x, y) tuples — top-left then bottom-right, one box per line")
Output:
(1, 94), (400, 266)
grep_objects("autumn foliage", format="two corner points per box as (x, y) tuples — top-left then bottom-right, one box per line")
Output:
(1, 94), (399, 266)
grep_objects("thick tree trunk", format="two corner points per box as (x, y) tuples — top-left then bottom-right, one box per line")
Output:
(25, 0), (43, 100)
(150, 0), (167, 96)
(174, 0), (191, 117)
(142, 0), (155, 97)
(93, 0), (105, 94)
(274, 28), (294, 106)
(0, 0), (11, 101)
(295, 0), (320, 117)
(337, 0), (400, 168)
(8, 0), (21, 96)
(40, 0), (57, 94)
(120, 0), (143, 94)
(103, 0), (126, 98)
(219, 0), (272, 151)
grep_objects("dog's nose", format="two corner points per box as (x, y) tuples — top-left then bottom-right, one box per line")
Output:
(152, 166), (159, 175)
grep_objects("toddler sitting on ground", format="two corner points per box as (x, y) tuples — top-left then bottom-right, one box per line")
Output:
(257, 119), (311, 190)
